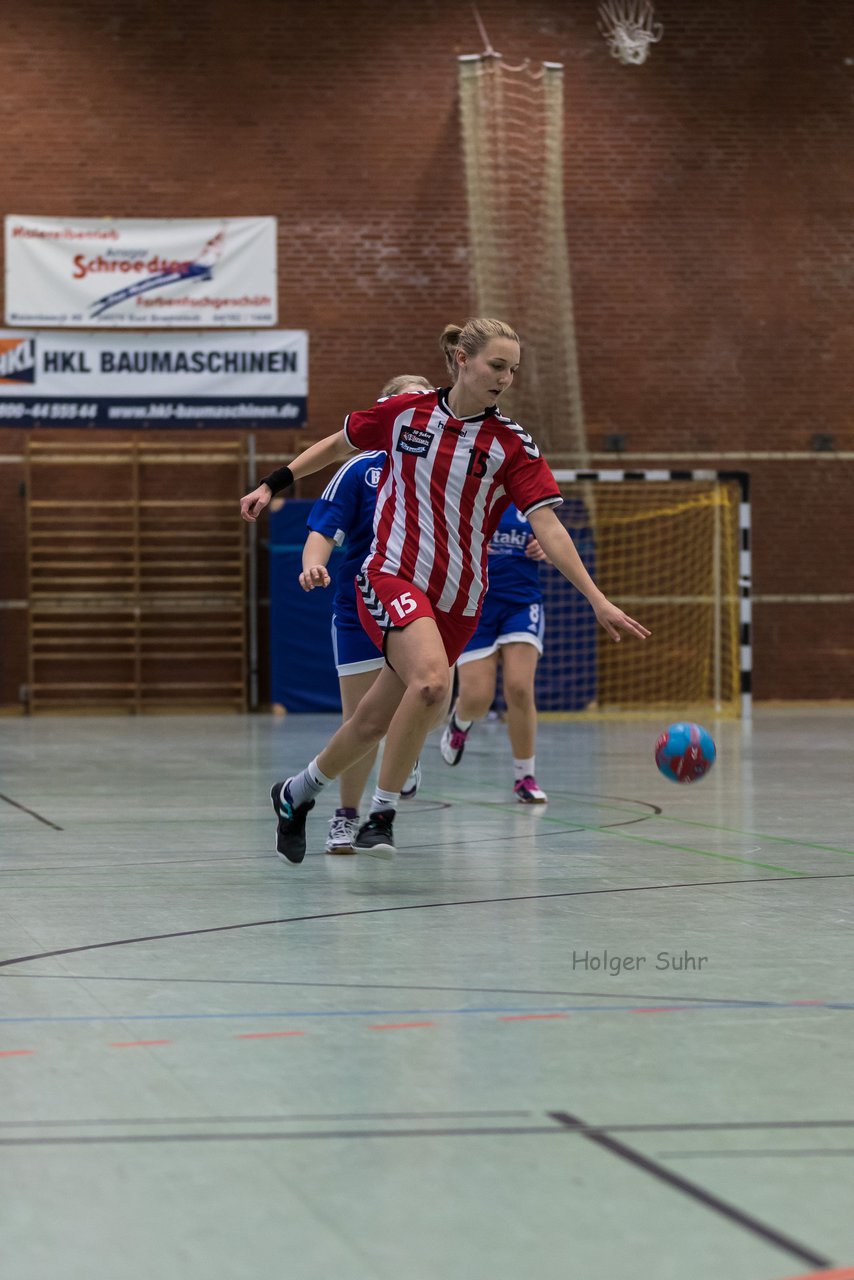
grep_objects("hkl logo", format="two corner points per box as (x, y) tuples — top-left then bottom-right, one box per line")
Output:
(85, 230), (225, 318)
(0, 337), (36, 384)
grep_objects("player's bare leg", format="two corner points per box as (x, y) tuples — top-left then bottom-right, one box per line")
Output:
(440, 652), (497, 765)
(326, 668), (381, 853)
(501, 642), (547, 803)
(377, 619), (452, 792)
(272, 668), (406, 864)
(455, 653), (499, 723)
(315, 665), (407, 779)
(338, 671), (381, 807)
(352, 618), (451, 858)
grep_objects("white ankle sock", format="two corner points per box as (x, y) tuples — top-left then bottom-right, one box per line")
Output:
(370, 787), (399, 815)
(286, 757), (332, 808)
(514, 757), (535, 782)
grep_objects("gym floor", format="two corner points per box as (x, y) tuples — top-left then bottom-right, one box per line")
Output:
(2, 708), (853, 1280)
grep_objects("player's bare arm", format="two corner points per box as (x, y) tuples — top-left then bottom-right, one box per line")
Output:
(527, 506), (651, 643)
(300, 530), (335, 592)
(240, 430), (356, 523)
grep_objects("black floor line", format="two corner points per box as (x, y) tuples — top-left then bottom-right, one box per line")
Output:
(4, 1113), (853, 1134)
(658, 1147), (854, 1159)
(545, 790), (663, 815)
(2, 869), (854, 972)
(0, 1109), (535, 1128)
(608, 1119), (854, 1134)
(0, 811), (659, 876)
(0, 1123), (562, 1148)
(548, 1111), (831, 1269)
(0, 971), (777, 1006)
(2, 870), (846, 971)
(0, 793), (63, 831)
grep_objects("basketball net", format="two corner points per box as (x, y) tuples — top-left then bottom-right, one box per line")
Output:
(458, 56), (588, 462)
(598, 0), (663, 66)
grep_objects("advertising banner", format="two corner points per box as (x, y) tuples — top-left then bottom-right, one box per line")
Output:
(0, 330), (307, 427)
(4, 216), (277, 328)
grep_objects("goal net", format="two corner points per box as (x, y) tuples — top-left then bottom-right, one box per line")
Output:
(534, 471), (749, 717)
(458, 54), (587, 461)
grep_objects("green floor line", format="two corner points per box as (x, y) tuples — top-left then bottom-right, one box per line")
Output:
(417, 791), (808, 878)
(551, 792), (854, 860)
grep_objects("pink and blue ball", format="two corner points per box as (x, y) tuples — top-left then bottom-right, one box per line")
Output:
(655, 722), (716, 784)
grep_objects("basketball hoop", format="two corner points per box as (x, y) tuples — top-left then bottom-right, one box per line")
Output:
(598, 0), (663, 66)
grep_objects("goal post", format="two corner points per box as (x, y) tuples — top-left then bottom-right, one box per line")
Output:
(534, 470), (751, 718)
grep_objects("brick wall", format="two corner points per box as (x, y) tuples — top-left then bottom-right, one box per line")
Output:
(2, 0), (853, 704)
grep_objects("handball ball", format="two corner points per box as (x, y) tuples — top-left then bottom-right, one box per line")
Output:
(655, 722), (716, 784)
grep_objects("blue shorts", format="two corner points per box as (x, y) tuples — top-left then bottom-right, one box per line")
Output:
(331, 612), (385, 677)
(457, 594), (545, 666)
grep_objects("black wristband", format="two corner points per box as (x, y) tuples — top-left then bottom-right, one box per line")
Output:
(259, 465), (295, 495)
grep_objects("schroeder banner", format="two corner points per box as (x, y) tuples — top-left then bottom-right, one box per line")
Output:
(0, 330), (307, 427)
(4, 216), (277, 328)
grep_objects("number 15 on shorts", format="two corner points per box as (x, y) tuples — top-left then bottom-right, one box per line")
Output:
(390, 592), (418, 620)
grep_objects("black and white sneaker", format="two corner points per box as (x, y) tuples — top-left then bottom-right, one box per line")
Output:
(353, 810), (396, 860)
(270, 779), (314, 864)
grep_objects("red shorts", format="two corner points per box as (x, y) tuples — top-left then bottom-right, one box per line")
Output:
(355, 570), (479, 666)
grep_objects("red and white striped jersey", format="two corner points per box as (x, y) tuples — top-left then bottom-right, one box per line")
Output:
(343, 388), (562, 618)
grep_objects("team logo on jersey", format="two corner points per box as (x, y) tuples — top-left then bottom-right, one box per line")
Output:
(396, 426), (434, 457)
(366, 467), (382, 488)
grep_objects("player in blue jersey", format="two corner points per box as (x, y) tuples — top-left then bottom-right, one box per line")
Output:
(440, 504), (551, 803)
(301, 375), (433, 852)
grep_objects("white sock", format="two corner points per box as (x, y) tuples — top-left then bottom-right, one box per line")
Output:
(514, 757), (535, 782)
(454, 712), (473, 732)
(370, 786), (399, 815)
(285, 757), (332, 808)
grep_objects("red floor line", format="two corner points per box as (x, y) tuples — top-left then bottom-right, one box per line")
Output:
(110, 1040), (173, 1048)
(0, 1049), (34, 1057)
(235, 1031), (305, 1040)
(369, 1021), (436, 1030)
(500, 1013), (569, 1022)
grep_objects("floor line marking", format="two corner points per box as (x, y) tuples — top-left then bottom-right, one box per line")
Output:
(1, 871), (836, 971)
(658, 1148), (854, 1160)
(421, 790), (806, 877)
(774, 1268), (854, 1280)
(548, 1110), (831, 1269)
(500, 1013), (569, 1021)
(234, 1031), (304, 1040)
(110, 1040), (172, 1048)
(369, 1021), (436, 1031)
(0, 793), (63, 831)
(0, 1109), (535, 1128)
(0, 999), (847, 1026)
(551, 791), (854, 861)
(0, 1124), (566, 1148)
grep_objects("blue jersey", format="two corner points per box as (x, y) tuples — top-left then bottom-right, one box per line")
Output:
(307, 451), (386, 625)
(485, 506), (542, 605)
